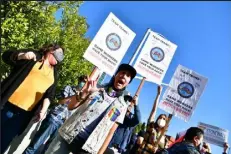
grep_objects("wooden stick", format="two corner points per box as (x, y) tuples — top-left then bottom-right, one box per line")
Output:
(134, 77), (146, 97)
(154, 114), (173, 147)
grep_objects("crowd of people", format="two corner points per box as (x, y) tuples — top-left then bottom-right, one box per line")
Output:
(1, 44), (230, 154)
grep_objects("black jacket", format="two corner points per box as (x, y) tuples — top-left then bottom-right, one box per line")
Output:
(1, 49), (58, 111)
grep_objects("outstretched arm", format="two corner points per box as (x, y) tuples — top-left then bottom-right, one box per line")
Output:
(148, 85), (162, 123)
(124, 97), (141, 127)
(2, 49), (38, 66)
(223, 142), (229, 154)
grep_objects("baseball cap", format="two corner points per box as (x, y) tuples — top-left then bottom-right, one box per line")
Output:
(115, 64), (137, 83)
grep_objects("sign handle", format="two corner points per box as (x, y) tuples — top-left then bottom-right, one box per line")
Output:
(134, 77), (146, 97)
(129, 28), (151, 65)
(154, 114), (173, 147)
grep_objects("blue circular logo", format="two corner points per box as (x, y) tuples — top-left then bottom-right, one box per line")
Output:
(177, 82), (194, 98)
(106, 33), (121, 51)
(150, 47), (165, 62)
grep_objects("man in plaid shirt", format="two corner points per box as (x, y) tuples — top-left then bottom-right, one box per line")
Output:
(23, 75), (87, 154)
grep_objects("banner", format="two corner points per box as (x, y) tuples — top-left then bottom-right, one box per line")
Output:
(83, 12), (136, 76)
(158, 65), (208, 121)
(198, 122), (229, 147)
(134, 31), (177, 84)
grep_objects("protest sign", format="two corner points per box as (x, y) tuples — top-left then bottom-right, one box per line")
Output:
(198, 122), (229, 147)
(134, 31), (177, 84)
(159, 65), (208, 121)
(83, 12), (136, 76)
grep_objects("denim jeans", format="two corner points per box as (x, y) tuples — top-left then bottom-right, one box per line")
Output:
(1, 102), (33, 154)
(23, 115), (62, 154)
(45, 134), (90, 154)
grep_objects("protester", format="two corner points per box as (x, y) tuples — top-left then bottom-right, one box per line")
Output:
(1, 44), (64, 153)
(129, 122), (146, 154)
(56, 75), (88, 100)
(199, 142), (229, 154)
(167, 127), (204, 154)
(107, 95), (141, 154)
(136, 86), (169, 154)
(23, 75), (87, 154)
(45, 63), (137, 154)
(126, 132), (138, 153)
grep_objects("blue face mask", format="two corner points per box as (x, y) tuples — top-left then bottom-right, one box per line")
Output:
(77, 82), (85, 89)
(53, 48), (64, 63)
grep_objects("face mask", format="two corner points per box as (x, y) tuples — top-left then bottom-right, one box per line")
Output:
(53, 48), (64, 63)
(77, 82), (85, 89)
(157, 119), (166, 128)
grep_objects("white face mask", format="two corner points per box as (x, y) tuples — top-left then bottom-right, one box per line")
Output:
(157, 119), (166, 128)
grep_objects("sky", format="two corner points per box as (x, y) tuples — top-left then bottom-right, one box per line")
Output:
(58, 1), (231, 153)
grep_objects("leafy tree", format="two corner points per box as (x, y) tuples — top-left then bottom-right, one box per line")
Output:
(133, 122), (147, 134)
(1, 1), (93, 93)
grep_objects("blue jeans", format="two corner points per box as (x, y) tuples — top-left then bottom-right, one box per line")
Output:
(1, 102), (33, 154)
(23, 115), (62, 154)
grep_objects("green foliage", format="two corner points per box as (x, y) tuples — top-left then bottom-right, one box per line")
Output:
(1, 1), (93, 92)
(133, 123), (146, 134)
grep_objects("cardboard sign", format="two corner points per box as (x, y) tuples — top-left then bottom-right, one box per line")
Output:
(159, 65), (208, 121)
(198, 122), (229, 147)
(83, 12), (136, 76)
(134, 31), (177, 84)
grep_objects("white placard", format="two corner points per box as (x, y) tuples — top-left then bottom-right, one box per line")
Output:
(83, 12), (136, 76)
(134, 31), (177, 84)
(159, 65), (208, 121)
(198, 122), (229, 147)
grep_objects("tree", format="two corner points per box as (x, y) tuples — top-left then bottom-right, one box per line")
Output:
(133, 122), (146, 134)
(1, 1), (93, 94)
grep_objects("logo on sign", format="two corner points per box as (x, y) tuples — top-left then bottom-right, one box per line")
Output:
(106, 33), (121, 51)
(177, 82), (194, 98)
(150, 47), (165, 62)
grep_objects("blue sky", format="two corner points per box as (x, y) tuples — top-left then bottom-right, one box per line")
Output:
(59, 1), (231, 153)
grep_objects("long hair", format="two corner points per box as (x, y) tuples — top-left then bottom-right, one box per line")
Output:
(39, 44), (64, 57)
(148, 114), (167, 133)
(38, 43), (64, 69)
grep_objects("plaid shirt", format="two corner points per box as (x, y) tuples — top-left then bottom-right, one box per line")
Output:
(49, 104), (71, 124)
(49, 85), (78, 124)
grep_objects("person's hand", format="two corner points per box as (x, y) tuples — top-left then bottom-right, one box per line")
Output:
(224, 142), (229, 153)
(136, 136), (144, 145)
(80, 76), (100, 98)
(131, 95), (139, 106)
(33, 110), (46, 122)
(157, 85), (163, 95)
(153, 145), (158, 153)
(18, 52), (36, 61)
(202, 143), (211, 153)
